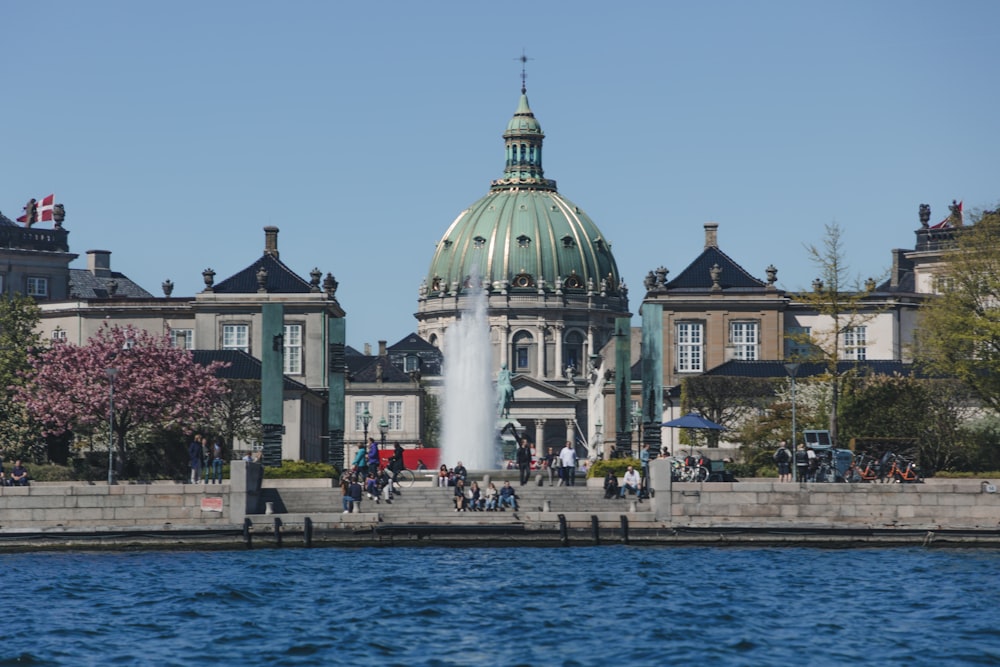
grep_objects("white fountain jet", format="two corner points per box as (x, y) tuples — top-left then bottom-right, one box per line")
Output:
(440, 274), (500, 471)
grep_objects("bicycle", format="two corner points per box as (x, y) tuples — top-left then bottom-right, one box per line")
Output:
(390, 466), (416, 488)
(885, 453), (921, 483)
(845, 452), (881, 483)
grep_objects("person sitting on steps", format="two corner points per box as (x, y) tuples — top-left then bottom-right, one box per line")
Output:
(453, 478), (469, 511)
(619, 465), (641, 500)
(499, 481), (518, 510)
(603, 470), (619, 499)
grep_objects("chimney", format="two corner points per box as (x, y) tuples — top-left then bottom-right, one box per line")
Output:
(704, 222), (719, 249)
(87, 250), (112, 278)
(263, 226), (279, 258)
(378, 340), (387, 357)
(364, 343), (372, 356)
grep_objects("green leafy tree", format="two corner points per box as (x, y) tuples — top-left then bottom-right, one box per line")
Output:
(0, 295), (46, 462)
(681, 375), (775, 447)
(207, 379), (263, 451)
(914, 208), (1000, 413)
(839, 372), (973, 472)
(794, 222), (884, 445)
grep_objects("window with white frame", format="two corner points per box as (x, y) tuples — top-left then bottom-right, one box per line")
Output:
(844, 326), (867, 360)
(222, 324), (249, 353)
(388, 401), (403, 430)
(404, 355), (419, 373)
(676, 322), (703, 372)
(354, 401), (371, 431)
(27, 277), (48, 298)
(730, 321), (759, 361)
(170, 328), (194, 350)
(283, 324), (303, 374)
(51, 328), (67, 342)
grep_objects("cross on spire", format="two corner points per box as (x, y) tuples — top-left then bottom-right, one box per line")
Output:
(516, 50), (533, 94)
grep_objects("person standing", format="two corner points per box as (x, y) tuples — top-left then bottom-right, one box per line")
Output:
(516, 439), (532, 486)
(559, 441), (577, 486)
(774, 441), (792, 483)
(188, 434), (203, 484)
(211, 438), (224, 484)
(794, 443), (809, 482)
(352, 444), (367, 476)
(367, 437), (379, 476)
(545, 447), (558, 486)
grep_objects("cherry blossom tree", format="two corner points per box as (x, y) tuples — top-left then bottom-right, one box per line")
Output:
(18, 324), (229, 475)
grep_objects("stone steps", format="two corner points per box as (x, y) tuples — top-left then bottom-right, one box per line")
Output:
(260, 483), (652, 520)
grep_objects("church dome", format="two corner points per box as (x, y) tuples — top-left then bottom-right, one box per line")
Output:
(423, 88), (624, 298)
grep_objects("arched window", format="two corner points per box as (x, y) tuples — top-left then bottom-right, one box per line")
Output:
(512, 330), (534, 372)
(564, 330), (584, 374)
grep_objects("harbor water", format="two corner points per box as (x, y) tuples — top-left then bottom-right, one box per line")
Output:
(4, 545), (999, 666)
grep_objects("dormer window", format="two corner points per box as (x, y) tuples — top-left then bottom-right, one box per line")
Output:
(561, 235), (575, 249)
(564, 274), (584, 289)
(512, 273), (534, 288)
(473, 236), (486, 248)
(442, 239), (453, 249)
(517, 235), (531, 248)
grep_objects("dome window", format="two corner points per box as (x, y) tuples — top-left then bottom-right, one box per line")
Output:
(517, 234), (531, 248)
(561, 235), (575, 249)
(564, 274), (584, 289)
(512, 273), (534, 288)
(443, 239), (453, 249)
(473, 236), (486, 248)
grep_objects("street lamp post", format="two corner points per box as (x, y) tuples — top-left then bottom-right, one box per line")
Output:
(105, 367), (119, 485)
(785, 362), (800, 482)
(361, 406), (372, 447)
(378, 417), (389, 453)
(631, 405), (642, 459)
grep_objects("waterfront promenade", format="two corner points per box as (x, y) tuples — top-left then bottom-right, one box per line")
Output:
(1, 460), (998, 550)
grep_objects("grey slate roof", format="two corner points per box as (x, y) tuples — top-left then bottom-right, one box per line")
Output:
(0, 211), (17, 226)
(69, 269), (155, 299)
(212, 253), (314, 294)
(700, 359), (932, 379)
(667, 247), (767, 292)
(191, 349), (311, 391)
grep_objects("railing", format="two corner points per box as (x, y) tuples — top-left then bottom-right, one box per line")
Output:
(0, 225), (70, 252)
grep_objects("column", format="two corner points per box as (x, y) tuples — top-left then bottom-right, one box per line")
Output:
(534, 419), (546, 453)
(564, 419), (575, 451)
(536, 325), (546, 380)
(553, 324), (564, 377)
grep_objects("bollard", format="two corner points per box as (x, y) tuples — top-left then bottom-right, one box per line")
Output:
(591, 515), (600, 544)
(558, 513), (568, 546)
(243, 517), (253, 549)
(543, 499), (551, 513)
(274, 517), (283, 547)
(482, 474), (491, 488)
(303, 517), (313, 548)
(265, 501), (275, 515)
(629, 500), (637, 513)
(620, 515), (629, 544)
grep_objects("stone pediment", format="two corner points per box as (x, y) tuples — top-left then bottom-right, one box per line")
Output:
(510, 375), (580, 404)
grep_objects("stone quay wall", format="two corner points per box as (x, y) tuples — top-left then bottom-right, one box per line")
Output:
(1, 460), (998, 536)
(648, 459), (1000, 530)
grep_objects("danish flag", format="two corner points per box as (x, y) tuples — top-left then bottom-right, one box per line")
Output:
(16, 194), (55, 225)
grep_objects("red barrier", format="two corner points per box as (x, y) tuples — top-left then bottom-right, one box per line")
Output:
(378, 448), (439, 470)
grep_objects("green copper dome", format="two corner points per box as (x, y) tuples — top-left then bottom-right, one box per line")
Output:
(423, 90), (623, 297)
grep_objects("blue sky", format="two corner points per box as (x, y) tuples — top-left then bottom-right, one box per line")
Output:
(4, 1), (998, 351)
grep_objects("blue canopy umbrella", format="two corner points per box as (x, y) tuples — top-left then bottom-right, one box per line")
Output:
(662, 413), (725, 457)
(662, 413), (725, 430)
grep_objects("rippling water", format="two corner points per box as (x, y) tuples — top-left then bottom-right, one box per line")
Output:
(3, 546), (1000, 666)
